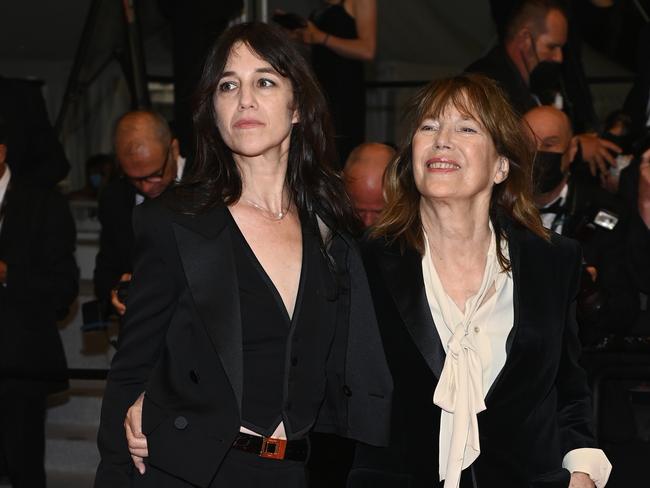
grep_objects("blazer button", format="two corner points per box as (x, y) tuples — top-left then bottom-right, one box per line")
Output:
(342, 385), (352, 397)
(174, 416), (188, 430)
(189, 369), (200, 384)
(291, 356), (298, 367)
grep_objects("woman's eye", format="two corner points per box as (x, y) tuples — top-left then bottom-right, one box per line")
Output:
(218, 81), (237, 92)
(459, 126), (477, 133)
(258, 78), (275, 88)
(420, 122), (438, 132)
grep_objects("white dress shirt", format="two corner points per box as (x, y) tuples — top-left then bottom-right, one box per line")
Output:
(0, 165), (11, 233)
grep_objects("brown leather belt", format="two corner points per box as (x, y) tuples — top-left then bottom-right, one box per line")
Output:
(231, 432), (309, 461)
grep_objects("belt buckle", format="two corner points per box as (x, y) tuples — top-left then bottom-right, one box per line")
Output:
(260, 436), (287, 460)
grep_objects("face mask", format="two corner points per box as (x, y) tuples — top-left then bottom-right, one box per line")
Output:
(533, 150), (565, 193)
(529, 61), (563, 106)
(89, 173), (103, 189)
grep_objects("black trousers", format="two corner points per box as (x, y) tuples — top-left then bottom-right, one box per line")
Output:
(135, 447), (308, 487)
(0, 387), (47, 488)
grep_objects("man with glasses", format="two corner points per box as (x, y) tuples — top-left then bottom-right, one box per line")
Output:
(93, 110), (184, 318)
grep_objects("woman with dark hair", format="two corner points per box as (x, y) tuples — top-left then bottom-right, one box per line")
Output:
(348, 73), (611, 488)
(94, 22), (391, 488)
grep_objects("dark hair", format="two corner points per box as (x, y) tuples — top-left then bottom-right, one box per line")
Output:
(179, 22), (358, 234)
(372, 73), (548, 271)
(503, 0), (568, 43)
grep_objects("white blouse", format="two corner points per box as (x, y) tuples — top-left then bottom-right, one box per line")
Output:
(422, 228), (611, 488)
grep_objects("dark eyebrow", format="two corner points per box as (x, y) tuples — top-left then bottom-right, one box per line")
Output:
(220, 67), (279, 79)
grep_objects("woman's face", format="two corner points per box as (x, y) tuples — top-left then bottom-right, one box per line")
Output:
(213, 42), (298, 160)
(411, 101), (507, 204)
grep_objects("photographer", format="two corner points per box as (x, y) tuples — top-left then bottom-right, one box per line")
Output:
(94, 110), (184, 318)
(524, 105), (640, 344)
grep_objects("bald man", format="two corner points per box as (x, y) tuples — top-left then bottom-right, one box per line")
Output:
(525, 105), (640, 344)
(94, 110), (184, 316)
(342, 142), (394, 227)
(524, 105), (577, 211)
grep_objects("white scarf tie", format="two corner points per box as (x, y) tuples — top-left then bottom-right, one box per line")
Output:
(423, 230), (500, 488)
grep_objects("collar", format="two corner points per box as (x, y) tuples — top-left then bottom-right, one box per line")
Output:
(542, 182), (569, 210)
(0, 165), (12, 207)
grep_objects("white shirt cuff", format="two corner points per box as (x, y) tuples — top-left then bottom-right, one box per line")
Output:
(562, 448), (612, 488)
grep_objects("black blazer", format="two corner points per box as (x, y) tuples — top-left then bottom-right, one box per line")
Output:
(93, 178), (136, 311)
(350, 221), (597, 488)
(95, 196), (392, 488)
(0, 181), (78, 395)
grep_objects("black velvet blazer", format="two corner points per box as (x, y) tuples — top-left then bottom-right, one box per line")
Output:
(349, 221), (597, 488)
(94, 195), (392, 488)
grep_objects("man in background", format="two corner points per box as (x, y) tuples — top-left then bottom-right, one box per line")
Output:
(342, 142), (394, 228)
(94, 110), (183, 318)
(0, 117), (78, 488)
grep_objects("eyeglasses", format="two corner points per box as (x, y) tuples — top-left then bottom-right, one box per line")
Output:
(127, 145), (172, 184)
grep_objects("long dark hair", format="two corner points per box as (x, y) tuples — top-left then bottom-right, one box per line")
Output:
(178, 22), (358, 235)
(372, 73), (548, 271)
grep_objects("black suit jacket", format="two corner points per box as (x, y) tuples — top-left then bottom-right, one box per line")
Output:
(93, 177), (136, 311)
(465, 46), (538, 117)
(0, 77), (70, 187)
(95, 196), (392, 488)
(0, 180), (78, 395)
(350, 222), (596, 488)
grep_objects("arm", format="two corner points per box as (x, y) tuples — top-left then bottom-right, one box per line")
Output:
(301, 0), (377, 61)
(95, 204), (177, 487)
(557, 242), (611, 488)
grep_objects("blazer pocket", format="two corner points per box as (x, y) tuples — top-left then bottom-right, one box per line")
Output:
(346, 467), (412, 488)
(529, 467), (571, 488)
(141, 394), (169, 435)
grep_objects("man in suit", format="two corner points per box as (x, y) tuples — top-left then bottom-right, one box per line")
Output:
(0, 118), (78, 488)
(0, 77), (69, 187)
(465, 0), (620, 177)
(93, 110), (183, 317)
(524, 105), (644, 343)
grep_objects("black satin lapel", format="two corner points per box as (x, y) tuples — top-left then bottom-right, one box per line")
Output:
(172, 211), (243, 410)
(379, 247), (445, 379)
(485, 228), (522, 401)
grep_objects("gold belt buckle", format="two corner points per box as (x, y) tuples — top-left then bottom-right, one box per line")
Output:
(260, 436), (287, 460)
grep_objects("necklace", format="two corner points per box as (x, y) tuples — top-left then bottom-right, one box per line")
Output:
(244, 198), (290, 221)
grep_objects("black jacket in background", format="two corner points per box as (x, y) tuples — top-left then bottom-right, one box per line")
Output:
(0, 181), (78, 394)
(93, 177), (136, 313)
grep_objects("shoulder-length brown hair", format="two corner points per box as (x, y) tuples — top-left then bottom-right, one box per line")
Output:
(372, 72), (548, 270)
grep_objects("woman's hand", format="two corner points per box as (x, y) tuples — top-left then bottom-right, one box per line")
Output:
(569, 472), (595, 488)
(297, 21), (327, 45)
(124, 392), (148, 475)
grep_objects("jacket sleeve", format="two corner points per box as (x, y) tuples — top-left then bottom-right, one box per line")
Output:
(556, 240), (598, 454)
(94, 203), (178, 488)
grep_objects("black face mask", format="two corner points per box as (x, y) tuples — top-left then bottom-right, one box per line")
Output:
(529, 61), (563, 105)
(533, 150), (565, 193)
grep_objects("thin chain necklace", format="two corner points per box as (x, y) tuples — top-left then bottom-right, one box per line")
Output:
(244, 197), (290, 221)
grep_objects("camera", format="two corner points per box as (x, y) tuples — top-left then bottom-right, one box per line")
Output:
(272, 12), (307, 30)
(115, 279), (130, 305)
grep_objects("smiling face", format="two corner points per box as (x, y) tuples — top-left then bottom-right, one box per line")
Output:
(213, 42), (298, 161)
(411, 100), (508, 206)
